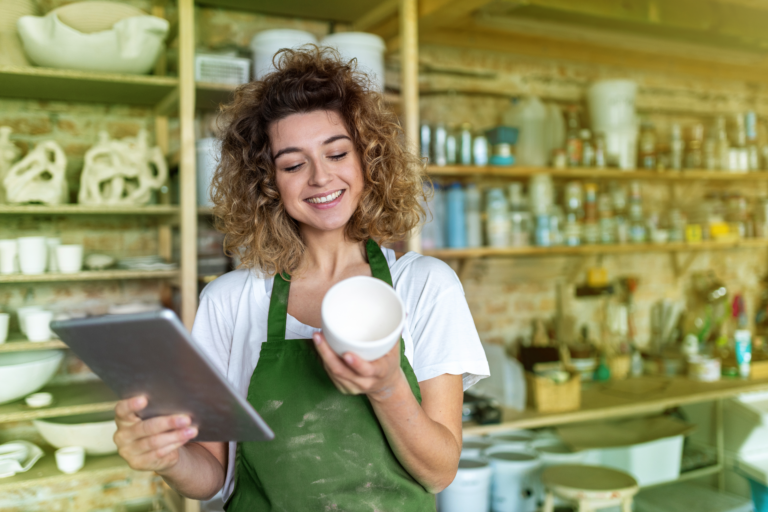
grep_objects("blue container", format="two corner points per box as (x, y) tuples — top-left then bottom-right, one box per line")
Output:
(446, 183), (467, 248)
(485, 126), (519, 146)
(750, 478), (768, 512)
(535, 214), (551, 247)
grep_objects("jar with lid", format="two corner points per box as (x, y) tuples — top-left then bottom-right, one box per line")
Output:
(581, 129), (595, 167)
(628, 181), (646, 243)
(582, 183), (599, 244)
(465, 183), (482, 247)
(598, 193), (615, 244)
(529, 174), (554, 216)
(668, 208), (686, 242)
(564, 211), (581, 246)
(565, 107), (582, 167)
(611, 183), (629, 243)
(549, 206), (565, 246)
(486, 188), (510, 247)
(510, 211), (531, 247)
(638, 122), (657, 170)
(433, 123), (448, 166)
(564, 181), (583, 214)
(594, 132), (607, 169)
(508, 182), (526, 212)
(472, 134), (489, 166)
(702, 125), (716, 170)
(670, 123), (684, 171)
(446, 125), (458, 165)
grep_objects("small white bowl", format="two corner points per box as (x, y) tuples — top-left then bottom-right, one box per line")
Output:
(321, 276), (405, 361)
(55, 446), (85, 474)
(25, 392), (53, 408)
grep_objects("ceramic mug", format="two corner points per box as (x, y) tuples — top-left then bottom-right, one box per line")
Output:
(17, 237), (47, 274)
(46, 238), (61, 272)
(56, 245), (83, 274)
(320, 276), (405, 361)
(0, 239), (18, 274)
(55, 446), (85, 474)
(17, 305), (44, 335)
(24, 310), (53, 342)
(0, 313), (8, 344)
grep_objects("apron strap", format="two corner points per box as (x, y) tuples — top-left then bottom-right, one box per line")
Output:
(365, 239), (393, 286)
(267, 273), (290, 343)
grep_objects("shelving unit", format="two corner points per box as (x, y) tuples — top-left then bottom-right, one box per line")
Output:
(0, 452), (130, 493)
(0, 269), (179, 284)
(0, 381), (117, 424)
(0, 339), (67, 352)
(0, 205), (179, 215)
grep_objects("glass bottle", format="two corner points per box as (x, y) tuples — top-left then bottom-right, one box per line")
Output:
(638, 122), (657, 170)
(433, 123), (447, 167)
(472, 134), (489, 166)
(420, 123), (431, 161)
(703, 125), (717, 171)
(459, 123), (473, 166)
(582, 183), (600, 244)
(716, 116), (731, 171)
(581, 129), (595, 167)
(670, 123), (684, 171)
(565, 108), (582, 167)
(485, 188), (510, 247)
(611, 183), (629, 243)
(598, 193), (615, 244)
(445, 125), (458, 165)
(594, 132), (607, 169)
(628, 181), (646, 243)
(734, 114), (749, 172)
(746, 112), (760, 172)
(465, 183), (483, 248)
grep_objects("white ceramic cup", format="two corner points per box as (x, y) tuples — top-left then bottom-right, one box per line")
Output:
(0, 313), (8, 344)
(56, 245), (83, 274)
(25, 310), (53, 342)
(55, 446), (85, 474)
(0, 239), (18, 274)
(437, 457), (493, 512)
(17, 237), (47, 275)
(46, 238), (61, 272)
(320, 276), (405, 361)
(17, 306), (44, 335)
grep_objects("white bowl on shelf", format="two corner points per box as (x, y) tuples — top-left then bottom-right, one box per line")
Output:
(34, 411), (118, 455)
(0, 350), (64, 404)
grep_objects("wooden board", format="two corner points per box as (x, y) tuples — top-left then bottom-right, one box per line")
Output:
(0, 270), (179, 284)
(0, 452), (133, 492)
(428, 165), (768, 182)
(0, 205), (179, 215)
(196, 0), (384, 22)
(423, 239), (768, 259)
(0, 66), (178, 107)
(463, 375), (768, 434)
(0, 339), (67, 352)
(0, 381), (117, 424)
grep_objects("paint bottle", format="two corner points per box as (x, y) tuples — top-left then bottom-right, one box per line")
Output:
(486, 188), (510, 247)
(446, 183), (467, 248)
(465, 183), (483, 248)
(420, 123), (431, 162)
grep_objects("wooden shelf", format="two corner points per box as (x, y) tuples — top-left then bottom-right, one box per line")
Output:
(0, 269), (179, 284)
(424, 239), (768, 259)
(0, 339), (67, 352)
(195, 0), (382, 23)
(0, 381), (117, 424)
(463, 375), (768, 435)
(0, 452), (133, 492)
(0, 66), (178, 106)
(0, 205), (179, 215)
(428, 165), (768, 182)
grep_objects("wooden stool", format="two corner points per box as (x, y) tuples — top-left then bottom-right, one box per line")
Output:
(541, 464), (639, 512)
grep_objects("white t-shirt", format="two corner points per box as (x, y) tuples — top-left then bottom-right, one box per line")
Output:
(191, 247), (489, 501)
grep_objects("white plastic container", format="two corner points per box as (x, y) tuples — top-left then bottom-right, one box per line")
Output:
(723, 391), (768, 456)
(196, 138), (219, 207)
(502, 96), (548, 166)
(470, 342), (526, 410)
(598, 434), (684, 486)
(195, 54), (250, 86)
(587, 80), (638, 128)
(437, 458), (493, 512)
(250, 29), (317, 80)
(320, 32), (385, 91)
(321, 276), (405, 361)
(461, 437), (495, 458)
(486, 447), (541, 512)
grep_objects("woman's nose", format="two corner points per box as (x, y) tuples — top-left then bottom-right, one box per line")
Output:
(308, 161), (333, 186)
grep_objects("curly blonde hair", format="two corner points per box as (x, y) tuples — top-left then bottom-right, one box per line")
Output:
(211, 46), (427, 277)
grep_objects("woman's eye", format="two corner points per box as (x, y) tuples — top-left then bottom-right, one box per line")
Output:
(283, 163), (303, 172)
(329, 152), (348, 161)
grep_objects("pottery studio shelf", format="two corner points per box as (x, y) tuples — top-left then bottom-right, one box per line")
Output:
(0, 380), (117, 424)
(0, 269), (180, 284)
(428, 165), (768, 182)
(0, 339), (67, 352)
(463, 375), (768, 435)
(423, 238), (768, 260)
(0, 205), (180, 215)
(0, 66), (179, 106)
(0, 451), (133, 493)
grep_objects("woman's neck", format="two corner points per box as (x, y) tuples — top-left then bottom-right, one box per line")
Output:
(299, 227), (366, 279)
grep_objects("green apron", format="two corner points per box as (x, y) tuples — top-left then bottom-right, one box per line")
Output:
(226, 239), (436, 511)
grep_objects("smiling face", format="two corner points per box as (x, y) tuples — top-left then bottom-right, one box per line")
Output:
(270, 110), (364, 237)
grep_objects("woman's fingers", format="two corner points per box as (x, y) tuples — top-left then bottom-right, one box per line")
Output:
(114, 396), (147, 427)
(133, 414), (191, 440)
(125, 426), (198, 458)
(314, 333), (357, 379)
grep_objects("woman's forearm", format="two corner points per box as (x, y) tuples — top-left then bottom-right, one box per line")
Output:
(157, 442), (226, 501)
(368, 371), (461, 493)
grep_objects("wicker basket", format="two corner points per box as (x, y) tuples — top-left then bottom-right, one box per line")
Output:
(608, 354), (631, 380)
(525, 371), (581, 413)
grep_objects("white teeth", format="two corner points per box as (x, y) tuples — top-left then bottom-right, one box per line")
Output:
(306, 190), (342, 204)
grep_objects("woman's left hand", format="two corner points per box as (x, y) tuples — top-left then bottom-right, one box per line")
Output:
(313, 332), (404, 400)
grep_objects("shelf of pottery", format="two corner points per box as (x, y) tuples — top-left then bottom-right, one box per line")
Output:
(0, 0), (192, 497)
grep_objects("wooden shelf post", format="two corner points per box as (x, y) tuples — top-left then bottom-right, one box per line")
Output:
(400, 0), (421, 254)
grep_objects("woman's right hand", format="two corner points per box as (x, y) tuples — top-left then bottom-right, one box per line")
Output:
(114, 396), (199, 474)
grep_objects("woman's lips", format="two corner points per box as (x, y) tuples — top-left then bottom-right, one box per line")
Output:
(305, 189), (345, 209)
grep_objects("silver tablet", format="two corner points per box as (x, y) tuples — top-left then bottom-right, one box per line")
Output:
(51, 309), (274, 442)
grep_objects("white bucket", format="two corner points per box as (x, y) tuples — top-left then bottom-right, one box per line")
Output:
(587, 79), (637, 128)
(488, 430), (535, 451)
(196, 138), (219, 207)
(437, 458), (493, 512)
(250, 29), (317, 80)
(320, 32), (385, 91)
(462, 437), (495, 458)
(486, 447), (541, 512)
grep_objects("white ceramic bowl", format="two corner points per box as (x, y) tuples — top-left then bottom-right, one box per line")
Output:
(0, 350), (64, 404)
(321, 276), (405, 361)
(34, 411), (118, 455)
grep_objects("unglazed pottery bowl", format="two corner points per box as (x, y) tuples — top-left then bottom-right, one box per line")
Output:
(0, 350), (64, 404)
(35, 411), (118, 455)
(321, 276), (405, 361)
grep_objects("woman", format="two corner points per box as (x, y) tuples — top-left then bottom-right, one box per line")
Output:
(113, 47), (489, 510)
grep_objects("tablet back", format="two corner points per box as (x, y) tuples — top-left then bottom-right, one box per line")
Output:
(51, 309), (273, 442)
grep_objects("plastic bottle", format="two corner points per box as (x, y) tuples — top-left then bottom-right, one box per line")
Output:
(419, 183), (437, 250)
(431, 183), (446, 248)
(446, 183), (466, 248)
(465, 183), (482, 248)
(670, 123), (684, 171)
(581, 129), (595, 167)
(503, 96), (548, 166)
(459, 123), (473, 165)
(746, 112), (760, 171)
(565, 108), (582, 167)
(420, 123), (431, 161)
(485, 188), (510, 247)
(716, 116), (730, 171)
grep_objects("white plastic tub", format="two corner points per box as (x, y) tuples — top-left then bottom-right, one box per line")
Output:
(598, 434), (684, 486)
(486, 446), (540, 512)
(320, 32), (385, 91)
(723, 391), (768, 456)
(250, 29), (317, 80)
(437, 458), (492, 512)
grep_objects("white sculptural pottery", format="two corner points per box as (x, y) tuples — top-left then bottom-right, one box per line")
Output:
(17, 12), (169, 75)
(79, 130), (167, 206)
(3, 141), (68, 205)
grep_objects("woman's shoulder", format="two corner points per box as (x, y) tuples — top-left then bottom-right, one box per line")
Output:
(391, 252), (462, 295)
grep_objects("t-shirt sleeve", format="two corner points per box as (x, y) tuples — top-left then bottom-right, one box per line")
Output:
(191, 287), (234, 378)
(403, 257), (489, 391)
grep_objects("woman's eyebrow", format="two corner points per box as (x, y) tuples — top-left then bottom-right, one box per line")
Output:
(323, 135), (351, 145)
